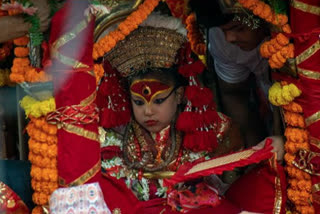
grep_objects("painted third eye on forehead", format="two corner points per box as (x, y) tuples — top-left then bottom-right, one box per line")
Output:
(130, 79), (173, 105)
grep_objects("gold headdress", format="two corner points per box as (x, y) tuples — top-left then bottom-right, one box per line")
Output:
(104, 13), (187, 77)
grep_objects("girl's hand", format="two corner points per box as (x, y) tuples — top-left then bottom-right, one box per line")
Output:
(253, 136), (285, 163)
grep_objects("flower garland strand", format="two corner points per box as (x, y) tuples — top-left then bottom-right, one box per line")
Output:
(20, 97), (57, 214)
(268, 81), (301, 106)
(10, 36), (52, 83)
(284, 104), (314, 214)
(268, 82), (314, 213)
(92, 0), (160, 60)
(185, 13), (206, 56)
(20, 96), (56, 118)
(238, 0), (293, 69)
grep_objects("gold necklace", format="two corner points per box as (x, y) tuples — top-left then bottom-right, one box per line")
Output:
(123, 120), (181, 172)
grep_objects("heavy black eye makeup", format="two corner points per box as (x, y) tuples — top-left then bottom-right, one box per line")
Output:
(132, 98), (144, 106)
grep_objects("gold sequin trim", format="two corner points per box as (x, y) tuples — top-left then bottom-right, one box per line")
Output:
(310, 136), (320, 150)
(298, 67), (320, 80)
(296, 40), (320, 65)
(291, 0), (320, 16)
(312, 183), (320, 193)
(80, 91), (97, 107)
(63, 123), (99, 141)
(59, 161), (101, 187)
(51, 17), (91, 69)
(273, 177), (282, 214)
(52, 51), (89, 69)
(185, 149), (255, 175)
(305, 110), (320, 127)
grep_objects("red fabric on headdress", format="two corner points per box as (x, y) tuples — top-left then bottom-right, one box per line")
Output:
(97, 61), (131, 128)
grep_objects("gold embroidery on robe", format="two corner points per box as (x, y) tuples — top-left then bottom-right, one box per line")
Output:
(310, 136), (320, 150)
(298, 67), (320, 80)
(185, 149), (255, 175)
(51, 17), (92, 68)
(63, 123), (99, 141)
(312, 183), (320, 194)
(59, 161), (101, 186)
(296, 40), (320, 65)
(80, 91), (97, 107)
(291, 0), (320, 16)
(305, 110), (320, 127)
(52, 51), (90, 68)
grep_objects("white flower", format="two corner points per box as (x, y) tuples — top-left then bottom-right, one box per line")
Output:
(155, 179), (167, 198)
(140, 178), (150, 201)
(101, 157), (123, 170)
(101, 131), (122, 148)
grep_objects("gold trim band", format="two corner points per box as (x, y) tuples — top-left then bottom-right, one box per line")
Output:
(80, 91), (96, 107)
(305, 110), (320, 127)
(63, 123), (99, 142)
(51, 17), (92, 69)
(59, 161), (101, 187)
(52, 51), (89, 69)
(185, 149), (254, 175)
(312, 183), (320, 193)
(296, 40), (320, 65)
(310, 136), (320, 150)
(52, 18), (91, 51)
(298, 67), (320, 80)
(273, 177), (282, 214)
(291, 0), (320, 16)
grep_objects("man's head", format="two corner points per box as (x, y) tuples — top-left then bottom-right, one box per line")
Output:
(189, 0), (268, 51)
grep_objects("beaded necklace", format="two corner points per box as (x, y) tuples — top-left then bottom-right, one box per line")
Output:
(123, 120), (182, 175)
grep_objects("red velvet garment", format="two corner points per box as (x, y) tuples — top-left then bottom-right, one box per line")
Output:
(100, 173), (241, 214)
(290, 1), (320, 212)
(226, 161), (287, 214)
(50, 1), (101, 188)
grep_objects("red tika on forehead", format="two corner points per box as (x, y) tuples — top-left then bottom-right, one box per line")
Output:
(130, 79), (172, 103)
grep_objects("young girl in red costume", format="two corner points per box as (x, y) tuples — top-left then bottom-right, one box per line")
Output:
(47, 1), (286, 213)
(96, 12), (286, 214)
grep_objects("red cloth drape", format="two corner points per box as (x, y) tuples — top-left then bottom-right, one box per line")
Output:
(290, 0), (320, 211)
(50, 0), (101, 188)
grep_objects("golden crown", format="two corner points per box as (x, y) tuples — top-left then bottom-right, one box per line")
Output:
(104, 26), (186, 77)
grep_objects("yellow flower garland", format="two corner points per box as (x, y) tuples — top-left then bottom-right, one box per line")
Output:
(268, 82), (301, 106)
(20, 96), (56, 118)
(20, 96), (58, 214)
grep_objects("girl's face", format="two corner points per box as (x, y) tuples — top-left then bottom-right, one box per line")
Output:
(130, 78), (183, 133)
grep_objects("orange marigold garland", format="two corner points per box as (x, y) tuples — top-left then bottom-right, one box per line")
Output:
(283, 102), (314, 213)
(185, 13), (206, 56)
(238, 0), (293, 69)
(26, 116), (58, 214)
(92, 0), (160, 60)
(10, 36), (52, 83)
(92, 0), (160, 85)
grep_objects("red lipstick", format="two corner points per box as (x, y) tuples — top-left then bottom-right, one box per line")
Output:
(145, 120), (157, 126)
